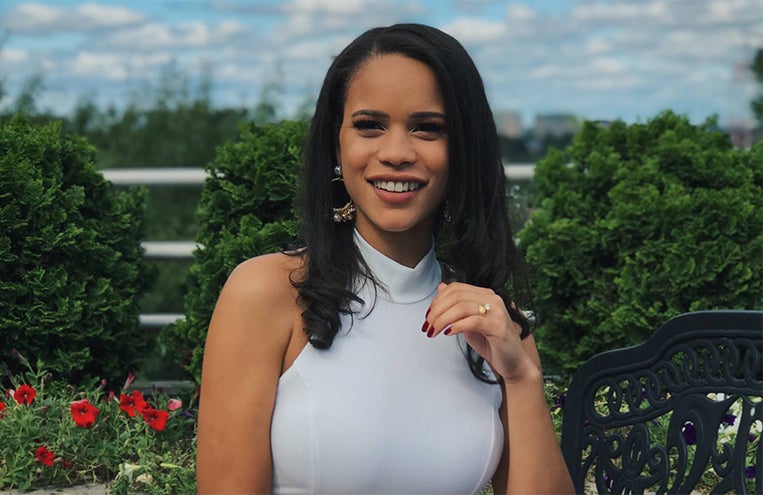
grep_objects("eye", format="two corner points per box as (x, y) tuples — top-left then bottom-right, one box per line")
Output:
(412, 121), (446, 138)
(352, 119), (384, 133)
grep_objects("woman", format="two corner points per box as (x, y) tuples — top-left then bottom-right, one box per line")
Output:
(197, 23), (573, 494)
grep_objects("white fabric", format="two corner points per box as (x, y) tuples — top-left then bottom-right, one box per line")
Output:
(270, 231), (503, 494)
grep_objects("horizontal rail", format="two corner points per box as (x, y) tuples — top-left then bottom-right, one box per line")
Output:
(141, 241), (199, 259)
(139, 313), (185, 328)
(104, 164), (536, 186)
(102, 167), (208, 185)
(504, 164), (536, 181)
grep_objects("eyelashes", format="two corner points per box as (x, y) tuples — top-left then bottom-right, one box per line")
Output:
(352, 119), (383, 131)
(413, 122), (446, 135)
(351, 119), (446, 138)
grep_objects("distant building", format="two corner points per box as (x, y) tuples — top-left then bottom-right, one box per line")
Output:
(726, 121), (762, 148)
(534, 113), (579, 139)
(494, 110), (523, 137)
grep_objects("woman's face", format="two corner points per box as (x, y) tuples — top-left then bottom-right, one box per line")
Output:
(337, 54), (449, 250)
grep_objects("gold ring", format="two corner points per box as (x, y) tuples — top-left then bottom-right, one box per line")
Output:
(478, 303), (491, 316)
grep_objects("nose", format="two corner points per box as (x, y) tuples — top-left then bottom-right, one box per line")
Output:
(377, 127), (416, 167)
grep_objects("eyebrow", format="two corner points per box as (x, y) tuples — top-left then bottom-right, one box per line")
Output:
(351, 109), (446, 120)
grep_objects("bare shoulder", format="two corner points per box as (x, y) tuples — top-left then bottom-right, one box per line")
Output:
(224, 252), (304, 307)
(203, 251), (305, 372)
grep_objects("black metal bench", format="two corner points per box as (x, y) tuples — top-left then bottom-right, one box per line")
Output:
(561, 310), (762, 494)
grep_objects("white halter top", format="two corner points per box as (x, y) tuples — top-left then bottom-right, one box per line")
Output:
(270, 231), (503, 494)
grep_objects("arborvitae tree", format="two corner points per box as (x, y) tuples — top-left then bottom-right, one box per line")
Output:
(161, 120), (308, 382)
(0, 118), (152, 384)
(519, 111), (763, 375)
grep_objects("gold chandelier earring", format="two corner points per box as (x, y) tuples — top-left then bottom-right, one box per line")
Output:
(331, 165), (355, 223)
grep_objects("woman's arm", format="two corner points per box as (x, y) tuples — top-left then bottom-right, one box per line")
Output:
(425, 283), (574, 495)
(492, 335), (573, 494)
(196, 254), (300, 494)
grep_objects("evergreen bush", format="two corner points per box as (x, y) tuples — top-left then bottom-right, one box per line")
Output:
(519, 111), (763, 374)
(0, 118), (152, 385)
(161, 120), (308, 382)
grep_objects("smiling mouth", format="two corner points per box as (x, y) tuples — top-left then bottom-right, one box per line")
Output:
(372, 180), (423, 192)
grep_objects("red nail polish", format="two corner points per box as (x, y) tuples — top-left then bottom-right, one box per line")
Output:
(421, 322), (429, 333)
(427, 327), (434, 338)
(443, 328), (451, 336)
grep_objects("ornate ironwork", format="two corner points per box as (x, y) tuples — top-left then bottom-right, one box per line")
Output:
(561, 311), (763, 494)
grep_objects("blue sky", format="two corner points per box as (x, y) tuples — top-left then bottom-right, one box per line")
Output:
(1, 0), (761, 130)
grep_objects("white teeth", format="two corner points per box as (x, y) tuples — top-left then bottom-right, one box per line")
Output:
(373, 180), (422, 192)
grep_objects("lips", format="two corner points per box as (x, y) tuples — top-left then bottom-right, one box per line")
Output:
(371, 180), (423, 192)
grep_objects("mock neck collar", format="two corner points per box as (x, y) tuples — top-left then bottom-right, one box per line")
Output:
(354, 230), (440, 304)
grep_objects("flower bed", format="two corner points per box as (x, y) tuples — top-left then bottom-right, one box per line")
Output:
(0, 351), (196, 494)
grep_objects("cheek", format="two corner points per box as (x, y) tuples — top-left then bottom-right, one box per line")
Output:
(338, 136), (365, 167)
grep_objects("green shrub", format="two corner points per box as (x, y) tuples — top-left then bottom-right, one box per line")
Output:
(161, 120), (308, 382)
(0, 118), (152, 385)
(519, 111), (763, 374)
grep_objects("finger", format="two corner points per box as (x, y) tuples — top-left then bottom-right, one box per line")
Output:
(428, 297), (504, 338)
(441, 313), (523, 340)
(440, 314), (494, 338)
(428, 283), (495, 317)
(423, 283), (506, 337)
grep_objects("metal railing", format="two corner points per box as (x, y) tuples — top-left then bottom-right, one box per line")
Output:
(104, 164), (536, 329)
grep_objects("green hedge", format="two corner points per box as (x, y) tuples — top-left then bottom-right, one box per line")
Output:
(0, 118), (152, 385)
(519, 111), (763, 374)
(161, 120), (308, 382)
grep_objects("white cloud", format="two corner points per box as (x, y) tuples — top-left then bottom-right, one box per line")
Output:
(3, 2), (144, 33)
(575, 75), (643, 91)
(0, 48), (29, 64)
(76, 3), (145, 28)
(283, 37), (344, 61)
(440, 17), (506, 43)
(273, 0), (424, 41)
(589, 57), (627, 75)
(285, 0), (368, 15)
(103, 20), (248, 50)
(583, 37), (612, 56)
(70, 51), (175, 80)
(506, 4), (535, 22)
(71, 52), (130, 80)
(572, 0), (669, 25)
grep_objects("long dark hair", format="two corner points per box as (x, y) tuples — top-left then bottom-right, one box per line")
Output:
(292, 23), (531, 382)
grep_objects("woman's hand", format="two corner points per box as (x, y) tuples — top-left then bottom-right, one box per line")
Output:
(423, 282), (538, 382)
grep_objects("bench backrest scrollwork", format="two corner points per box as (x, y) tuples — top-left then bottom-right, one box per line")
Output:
(561, 311), (763, 494)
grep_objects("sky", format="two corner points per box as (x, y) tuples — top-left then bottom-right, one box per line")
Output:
(1, 0), (761, 131)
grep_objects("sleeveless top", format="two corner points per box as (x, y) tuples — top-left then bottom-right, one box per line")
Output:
(270, 231), (503, 494)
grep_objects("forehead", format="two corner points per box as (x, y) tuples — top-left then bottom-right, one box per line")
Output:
(344, 54), (445, 113)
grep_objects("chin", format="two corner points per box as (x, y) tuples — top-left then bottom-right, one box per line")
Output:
(368, 218), (433, 236)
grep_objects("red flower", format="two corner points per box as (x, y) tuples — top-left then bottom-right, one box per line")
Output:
(0, 401), (5, 418)
(142, 407), (169, 431)
(70, 399), (99, 428)
(119, 390), (147, 417)
(14, 384), (36, 405)
(35, 446), (54, 466)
